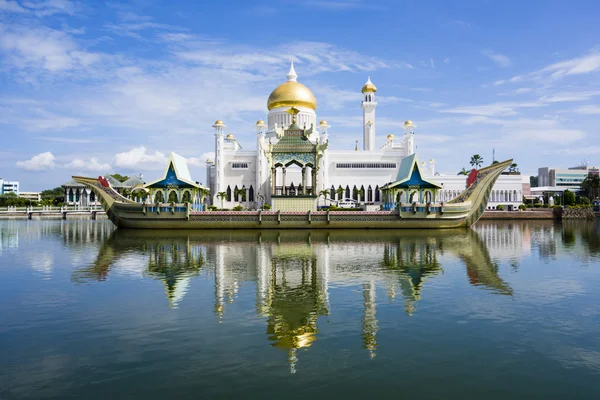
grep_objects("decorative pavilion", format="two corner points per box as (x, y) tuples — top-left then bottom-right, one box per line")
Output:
(144, 152), (209, 210)
(380, 154), (442, 210)
(266, 107), (328, 212)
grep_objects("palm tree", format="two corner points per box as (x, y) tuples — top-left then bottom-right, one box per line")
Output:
(217, 191), (228, 209)
(353, 187), (365, 202)
(234, 187), (246, 205)
(457, 167), (469, 176)
(508, 163), (519, 173)
(335, 186), (344, 202)
(582, 173), (600, 200)
(470, 154), (484, 168)
(318, 189), (330, 207)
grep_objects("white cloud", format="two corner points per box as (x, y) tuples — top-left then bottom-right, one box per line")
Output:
(65, 157), (111, 171)
(16, 151), (56, 171)
(0, 0), (27, 13)
(572, 105), (600, 114)
(482, 50), (512, 68)
(187, 152), (215, 166)
(441, 102), (543, 117)
(114, 146), (167, 170)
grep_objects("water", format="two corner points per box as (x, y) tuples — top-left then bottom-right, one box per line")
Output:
(1, 220), (600, 399)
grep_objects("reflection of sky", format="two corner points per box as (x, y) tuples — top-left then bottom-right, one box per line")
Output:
(1, 220), (600, 398)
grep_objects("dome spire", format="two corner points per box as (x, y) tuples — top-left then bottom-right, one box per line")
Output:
(286, 58), (298, 82)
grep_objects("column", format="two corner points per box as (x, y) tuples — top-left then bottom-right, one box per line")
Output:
(282, 167), (287, 195)
(302, 167), (307, 195)
(271, 167), (276, 195)
(311, 168), (316, 195)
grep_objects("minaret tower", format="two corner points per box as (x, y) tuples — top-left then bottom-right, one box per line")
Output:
(212, 119), (226, 205)
(361, 77), (377, 151)
(403, 120), (415, 156)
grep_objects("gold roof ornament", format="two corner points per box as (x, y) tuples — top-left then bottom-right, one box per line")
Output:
(206, 158), (212, 163)
(361, 76), (377, 93)
(355, 140), (359, 151)
(226, 133), (235, 139)
(319, 120), (328, 125)
(256, 120), (265, 125)
(267, 60), (317, 111)
(387, 134), (395, 139)
(404, 120), (414, 127)
(214, 120), (224, 126)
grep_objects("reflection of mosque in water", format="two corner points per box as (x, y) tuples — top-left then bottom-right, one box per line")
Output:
(75, 227), (516, 373)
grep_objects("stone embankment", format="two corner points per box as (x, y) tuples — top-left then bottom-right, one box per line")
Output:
(557, 207), (596, 220)
(480, 210), (554, 220)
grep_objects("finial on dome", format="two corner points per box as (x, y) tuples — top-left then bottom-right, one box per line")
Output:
(362, 76), (377, 93)
(286, 58), (298, 82)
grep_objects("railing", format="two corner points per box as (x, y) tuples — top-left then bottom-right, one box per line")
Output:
(0, 205), (104, 212)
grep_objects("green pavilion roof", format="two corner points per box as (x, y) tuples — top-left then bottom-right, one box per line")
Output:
(382, 154), (442, 190)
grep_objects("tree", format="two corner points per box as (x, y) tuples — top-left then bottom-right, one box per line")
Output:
(234, 187), (246, 204)
(318, 189), (330, 207)
(564, 189), (576, 206)
(508, 163), (519, 173)
(217, 191), (229, 209)
(353, 187), (365, 202)
(457, 167), (469, 176)
(41, 187), (65, 206)
(470, 154), (484, 168)
(582, 173), (600, 200)
(492, 160), (499, 164)
(336, 186), (344, 201)
(530, 176), (538, 187)
(111, 174), (130, 183)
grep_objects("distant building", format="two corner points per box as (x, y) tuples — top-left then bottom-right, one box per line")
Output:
(19, 192), (41, 202)
(0, 179), (20, 196)
(538, 164), (599, 191)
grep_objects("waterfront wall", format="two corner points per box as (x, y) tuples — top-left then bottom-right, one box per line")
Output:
(480, 210), (554, 220)
(558, 207), (596, 220)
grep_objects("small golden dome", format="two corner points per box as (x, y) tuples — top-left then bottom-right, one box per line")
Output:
(206, 158), (212, 163)
(387, 134), (394, 139)
(404, 120), (414, 127)
(256, 120), (265, 125)
(214, 120), (224, 125)
(267, 81), (317, 111)
(226, 133), (235, 139)
(361, 77), (377, 93)
(319, 120), (328, 125)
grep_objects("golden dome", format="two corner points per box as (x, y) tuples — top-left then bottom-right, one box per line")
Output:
(267, 81), (317, 111)
(205, 158), (212, 163)
(361, 76), (377, 93)
(387, 134), (394, 139)
(214, 120), (224, 126)
(226, 133), (235, 139)
(319, 120), (328, 125)
(256, 120), (265, 125)
(404, 120), (414, 127)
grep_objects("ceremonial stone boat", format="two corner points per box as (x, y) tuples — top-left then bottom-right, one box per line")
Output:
(72, 158), (512, 230)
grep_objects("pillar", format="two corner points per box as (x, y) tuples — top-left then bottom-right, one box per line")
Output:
(311, 168), (316, 195)
(271, 167), (276, 195)
(302, 167), (307, 195)
(282, 167), (287, 195)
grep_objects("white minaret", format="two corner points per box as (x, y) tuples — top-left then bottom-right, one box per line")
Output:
(361, 77), (377, 151)
(212, 119), (226, 205)
(403, 120), (415, 156)
(319, 120), (331, 193)
(255, 119), (267, 206)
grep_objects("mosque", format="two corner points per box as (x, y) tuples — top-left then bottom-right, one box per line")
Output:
(205, 62), (524, 211)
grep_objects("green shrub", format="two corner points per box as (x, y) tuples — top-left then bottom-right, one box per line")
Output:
(578, 196), (591, 205)
(496, 204), (504, 211)
(261, 204), (272, 210)
(534, 203), (541, 208)
(232, 205), (244, 211)
(564, 189), (576, 206)
(519, 204), (526, 210)
(208, 205), (218, 211)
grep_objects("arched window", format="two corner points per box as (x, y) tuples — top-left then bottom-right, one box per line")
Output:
(360, 185), (365, 201)
(375, 185), (380, 202)
(345, 185), (350, 199)
(241, 186), (247, 202)
(226, 185), (231, 202)
(368, 185), (373, 202)
(75, 190), (80, 202)
(249, 185), (254, 202)
(69, 189), (74, 202)
(90, 191), (95, 202)
(234, 185), (239, 202)
(352, 185), (358, 201)
(168, 190), (178, 203)
(154, 191), (164, 203)
(330, 185), (335, 200)
(182, 191), (191, 203)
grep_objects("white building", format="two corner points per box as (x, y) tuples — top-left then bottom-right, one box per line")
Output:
(206, 62), (523, 210)
(0, 179), (19, 196)
(538, 164), (598, 190)
(19, 192), (41, 202)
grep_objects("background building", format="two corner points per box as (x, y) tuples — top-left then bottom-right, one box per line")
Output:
(538, 164), (599, 190)
(0, 179), (20, 196)
(19, 192), (41, 202)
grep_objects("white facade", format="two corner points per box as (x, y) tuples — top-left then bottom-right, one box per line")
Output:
(206, 64), (523, 209)
(0, 179), (20, 196)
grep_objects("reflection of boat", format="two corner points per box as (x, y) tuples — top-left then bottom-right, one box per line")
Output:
(71, 159), (512, 229)
(76, 228), (512, 372)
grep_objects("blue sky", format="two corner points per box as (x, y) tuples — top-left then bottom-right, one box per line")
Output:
(1, 0), (600, 191)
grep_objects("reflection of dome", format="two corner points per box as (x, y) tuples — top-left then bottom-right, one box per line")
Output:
(361, 76), (377, 93)
(267, 61), (317, 111)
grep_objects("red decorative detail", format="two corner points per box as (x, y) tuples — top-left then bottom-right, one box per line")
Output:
(467, 169), (478, 188)
(98, 176), (110, 188)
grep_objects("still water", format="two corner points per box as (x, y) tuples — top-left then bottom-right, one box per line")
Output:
(1, 220), (600, 399)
